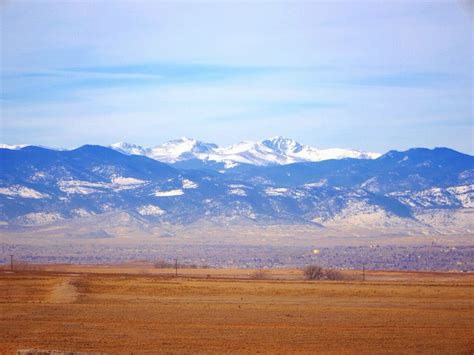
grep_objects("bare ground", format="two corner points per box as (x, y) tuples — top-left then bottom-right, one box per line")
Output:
(0, 267), (473, 354)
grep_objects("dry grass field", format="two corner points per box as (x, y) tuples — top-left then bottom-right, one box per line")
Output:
(0, 266), (473, 354)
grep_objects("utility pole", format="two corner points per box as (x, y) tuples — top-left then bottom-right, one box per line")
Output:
(10, 255), (13, 271)
(362, 264), (365, 282)
(174, 259), (178, 277)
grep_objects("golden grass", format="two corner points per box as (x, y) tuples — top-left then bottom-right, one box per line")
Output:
(0, 268), (473, 354)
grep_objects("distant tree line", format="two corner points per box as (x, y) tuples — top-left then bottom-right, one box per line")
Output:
(154, 259), (209, 269)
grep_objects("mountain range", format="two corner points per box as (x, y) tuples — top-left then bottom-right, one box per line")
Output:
(110, 136), (381, 168)
(0, 138), (473, 240)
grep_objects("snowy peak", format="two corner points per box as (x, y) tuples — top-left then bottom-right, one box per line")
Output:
(0, 144), (68, 152)
(257, 137), (381, 165)
(213, 140), (289, 166)
(162, 137), (218, 154)
(293, 146), (381, 161)
(0, 144), (30, 150)
(110, 142), (147, 156)
(149, 137), (218, 163)
(4, 137), (381, 168)
(107, 137), (381, 167)
(262, 136), (303, 154)
(110, 138), (218, 163)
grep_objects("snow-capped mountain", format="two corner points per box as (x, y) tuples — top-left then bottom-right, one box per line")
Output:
(1, 145), (473, 235)
(259, 136), (380, 163)
(0, 144), (67, 151)
(0, 144), (29, 150)
(111, 137), (218, 164)
(149, 137), (218, 163)
(110, 142), (148, 156)
(109, 136), (381, 167)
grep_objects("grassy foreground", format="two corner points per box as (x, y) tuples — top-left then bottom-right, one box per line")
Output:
(0, 266), (473, 354)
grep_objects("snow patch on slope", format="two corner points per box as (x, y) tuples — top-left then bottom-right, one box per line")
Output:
(265, 187), (289, 196)
(137, 204), (166, 216)
(390, 185), (474, 208)
(16, 212), (63, 226)
(182, 179), (198, 189)
(58, 177), (146, 194)
(111, 176), (147, 191)
(304, 179), (328, 189)
(71, 209), (95, 218)
(447, 185), (474, 208)
(58, 180), (109, 194)
(0, 185), (49, 199)
(229, 188), (247, 196)
(112, 176), (145, 185)
(153, 189), (184, 197)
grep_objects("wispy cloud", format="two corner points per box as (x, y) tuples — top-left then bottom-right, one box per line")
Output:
(1, 1), (472, 154)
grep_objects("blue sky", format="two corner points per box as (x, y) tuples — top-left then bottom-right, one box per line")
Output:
(1, 0), (472, 154)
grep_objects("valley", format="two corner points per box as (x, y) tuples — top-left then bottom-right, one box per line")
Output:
(1, 237), (473, 271)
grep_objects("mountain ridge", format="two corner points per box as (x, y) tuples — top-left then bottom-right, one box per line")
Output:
(1, 144), (473, 238)
(1, 137), (383, 170)
(110, 136), (382, 167)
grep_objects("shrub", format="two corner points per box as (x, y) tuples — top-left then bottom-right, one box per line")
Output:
(154, 260), (174, 268)
(303, 265), (324, 280)
(303, 265), (350, 281)
(324, 269), (346, 280)
(251, 269), (269, 280)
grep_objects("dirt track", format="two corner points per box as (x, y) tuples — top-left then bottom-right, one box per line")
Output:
(0, 268), (473, 354)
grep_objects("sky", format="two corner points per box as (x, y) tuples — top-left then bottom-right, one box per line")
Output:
(1, 0), (473, 154)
